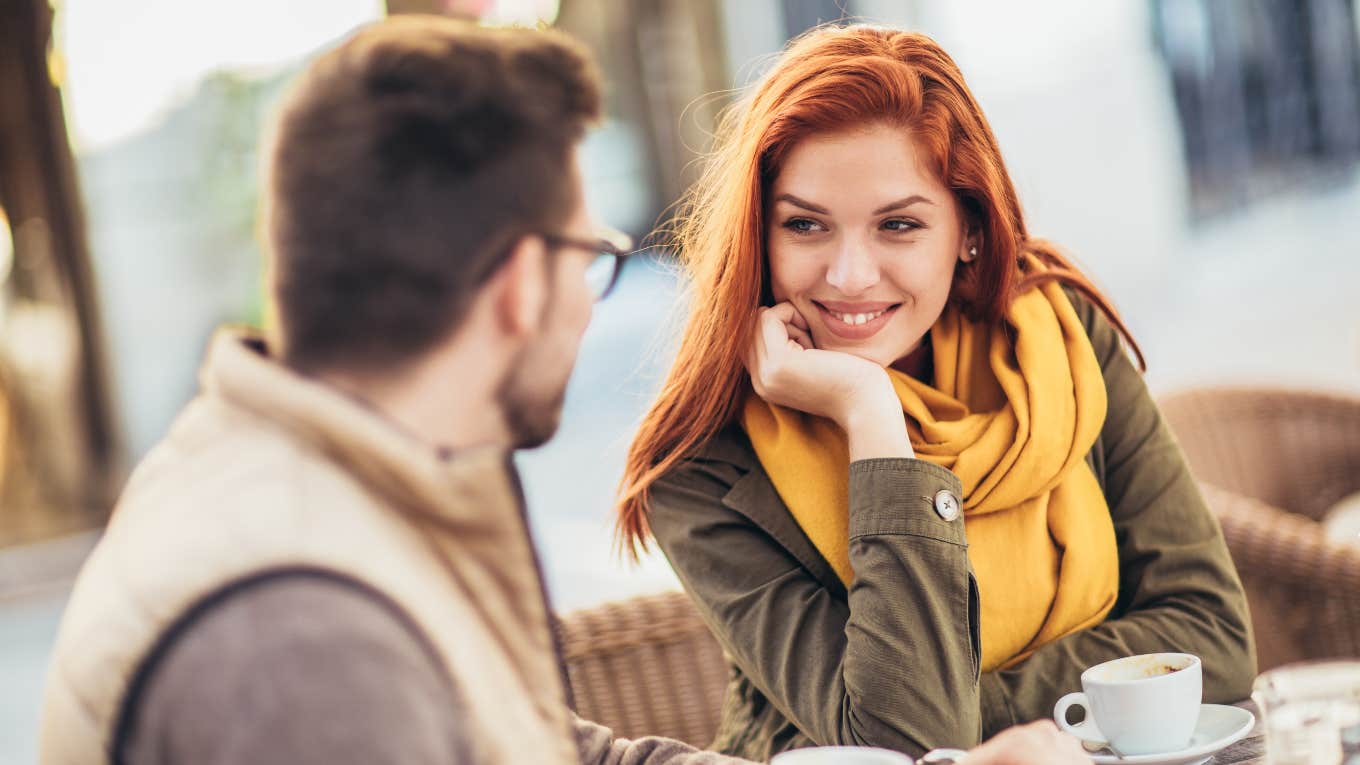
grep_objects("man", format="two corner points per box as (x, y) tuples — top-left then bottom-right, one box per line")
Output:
(38, 16), (1085, 764)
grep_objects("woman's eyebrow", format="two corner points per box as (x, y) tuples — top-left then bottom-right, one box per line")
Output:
(873, 195), (933, 215)
(772, 193), (830, 214)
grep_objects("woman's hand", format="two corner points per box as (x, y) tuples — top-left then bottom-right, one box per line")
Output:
(960, 721), (1088, 764)
(745, 303), (913, 460)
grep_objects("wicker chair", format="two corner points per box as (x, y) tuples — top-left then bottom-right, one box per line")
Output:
(557, 590), (729, 747)
(1159, 387), (1360, 671)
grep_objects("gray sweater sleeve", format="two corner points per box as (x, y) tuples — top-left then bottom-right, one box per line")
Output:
(118, 572), (755, 765)
(118, 572), (476, 765)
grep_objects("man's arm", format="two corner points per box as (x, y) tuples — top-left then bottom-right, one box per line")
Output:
(572, 717), (752, 764)
(119, 570), (753, 765)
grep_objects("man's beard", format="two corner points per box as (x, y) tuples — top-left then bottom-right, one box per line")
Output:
(494, 257), (580, 449)
(496, 342), (568, 449)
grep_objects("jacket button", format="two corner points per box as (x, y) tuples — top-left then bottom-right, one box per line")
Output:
(933, 490), (961, 521)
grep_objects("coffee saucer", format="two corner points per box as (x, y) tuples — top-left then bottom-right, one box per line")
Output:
(1071, 704), (1255, 764)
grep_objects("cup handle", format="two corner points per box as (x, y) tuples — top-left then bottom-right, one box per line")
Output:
(1053, 692), (1090, 739)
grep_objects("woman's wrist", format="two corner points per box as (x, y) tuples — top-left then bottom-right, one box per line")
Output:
(839, 380), (914, 461)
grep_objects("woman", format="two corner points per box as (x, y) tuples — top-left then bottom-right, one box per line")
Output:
(616, 25), (1255, 761)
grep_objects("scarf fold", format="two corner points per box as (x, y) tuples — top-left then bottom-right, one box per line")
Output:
(742, 274), (1119, 672)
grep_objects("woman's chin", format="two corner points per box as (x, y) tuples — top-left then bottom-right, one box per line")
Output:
(813, 336), (895, 367)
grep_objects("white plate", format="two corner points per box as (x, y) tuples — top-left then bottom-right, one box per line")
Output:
(1072, 703), (1256, 764)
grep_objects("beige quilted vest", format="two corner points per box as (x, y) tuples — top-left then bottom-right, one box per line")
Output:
(38, 331), (579, 764)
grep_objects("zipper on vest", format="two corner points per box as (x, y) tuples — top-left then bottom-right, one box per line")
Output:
(503, 454), (578, 713)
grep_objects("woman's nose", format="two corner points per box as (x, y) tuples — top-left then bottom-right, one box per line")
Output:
(825, 238), (880, 296)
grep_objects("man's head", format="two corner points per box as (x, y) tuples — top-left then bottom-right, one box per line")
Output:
(263, 16), (605, 448)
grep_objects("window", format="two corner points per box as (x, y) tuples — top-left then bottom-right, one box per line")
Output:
(1153, 0), (1360, 219)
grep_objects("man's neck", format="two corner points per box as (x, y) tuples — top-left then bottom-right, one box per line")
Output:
(316, 347), (510, 455)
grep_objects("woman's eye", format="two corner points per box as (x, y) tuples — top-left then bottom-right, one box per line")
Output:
(883, 219), (922, 232)
(783, 218), (823, 234)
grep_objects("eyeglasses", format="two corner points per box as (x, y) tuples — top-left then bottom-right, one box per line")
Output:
(540, 227), (635, 301)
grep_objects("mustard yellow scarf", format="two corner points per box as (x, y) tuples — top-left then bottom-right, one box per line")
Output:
(742, 278), (1119, 672)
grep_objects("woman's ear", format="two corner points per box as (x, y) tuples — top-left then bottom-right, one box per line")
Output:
(961, 218), (982, 263)
(957, 212), (980, 263)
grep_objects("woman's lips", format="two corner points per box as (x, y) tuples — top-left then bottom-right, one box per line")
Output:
(812, 301), (901, 340)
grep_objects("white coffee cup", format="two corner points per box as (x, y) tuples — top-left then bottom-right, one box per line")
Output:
(771, 746), (915, 764)
(1053, 652), (1203, 755)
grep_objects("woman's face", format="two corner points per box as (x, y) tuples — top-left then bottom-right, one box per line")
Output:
(766, 123), (973, 367)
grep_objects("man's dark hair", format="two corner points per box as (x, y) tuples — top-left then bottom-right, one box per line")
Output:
(265, 16), (602, 373)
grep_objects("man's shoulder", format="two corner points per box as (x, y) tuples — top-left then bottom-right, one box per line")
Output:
(132, 569), (444, 672)
(126, 393), (358, 510)
(118, 570), (474, 765)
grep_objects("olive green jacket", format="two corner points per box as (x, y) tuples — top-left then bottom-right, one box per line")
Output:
(648, 294), (1257, 761)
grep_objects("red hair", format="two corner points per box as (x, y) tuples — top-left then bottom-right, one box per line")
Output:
(616, 25), (1143, 557)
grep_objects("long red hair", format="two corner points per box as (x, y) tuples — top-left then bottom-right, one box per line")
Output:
(616, 25), (1143, 558)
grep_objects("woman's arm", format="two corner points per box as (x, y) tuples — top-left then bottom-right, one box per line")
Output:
(650, 450), (982, 757)
(977, 295), (1257, 737)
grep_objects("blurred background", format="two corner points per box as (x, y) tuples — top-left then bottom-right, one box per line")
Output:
(1, 0), (1358, 760)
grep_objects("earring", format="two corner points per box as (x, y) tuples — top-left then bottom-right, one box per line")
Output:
(967, 246), (977, 261)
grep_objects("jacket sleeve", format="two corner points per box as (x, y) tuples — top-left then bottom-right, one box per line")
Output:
(650, 454), (983, 757)
(977, 295), (1257, 737)
(572, 716), (754, 764)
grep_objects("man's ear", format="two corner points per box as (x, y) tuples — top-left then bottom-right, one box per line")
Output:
(488, 234), (549, 338)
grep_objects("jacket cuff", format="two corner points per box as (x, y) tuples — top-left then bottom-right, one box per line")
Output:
(847, 458), (966, 546)
(979, 671), (1016, 739)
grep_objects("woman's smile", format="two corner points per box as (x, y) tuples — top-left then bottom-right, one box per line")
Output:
(811, 299), (902, 340)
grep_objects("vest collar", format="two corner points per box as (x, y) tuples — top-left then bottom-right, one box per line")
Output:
(201, 329), (517, 530)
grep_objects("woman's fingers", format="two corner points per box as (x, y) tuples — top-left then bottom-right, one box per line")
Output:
(763, 302), (814, 350)
(749, 302), (815, 394)
(767, 301), (811, 335)
(745, 308), (781, 385)
(759, 306), (794, 360)
(766, 302), (799, 324)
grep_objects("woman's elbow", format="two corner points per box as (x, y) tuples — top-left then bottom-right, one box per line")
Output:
(1203, 600), (1258, 702)
(834, 697), (981, 757)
